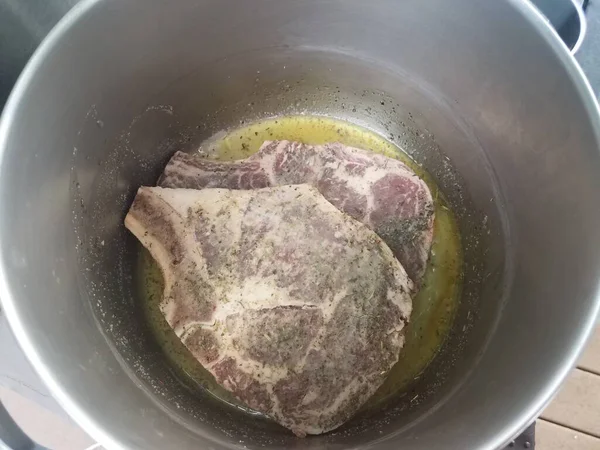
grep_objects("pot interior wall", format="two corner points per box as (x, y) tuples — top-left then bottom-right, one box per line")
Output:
(73, 48), (503, 447)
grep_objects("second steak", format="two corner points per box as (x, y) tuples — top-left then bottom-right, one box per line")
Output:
(159, 141), (435, 287)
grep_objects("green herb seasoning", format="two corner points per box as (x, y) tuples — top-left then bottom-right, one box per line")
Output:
(135, 115), (462, 413)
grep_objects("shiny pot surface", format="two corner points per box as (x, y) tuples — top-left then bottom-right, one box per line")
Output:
(1, 0), (600, 449)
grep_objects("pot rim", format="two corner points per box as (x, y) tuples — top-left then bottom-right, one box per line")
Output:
(0, 0), (599, 449)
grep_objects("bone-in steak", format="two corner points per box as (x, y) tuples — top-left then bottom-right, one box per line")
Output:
(159, 141), (434, 287)
(125, 184), (412, 436)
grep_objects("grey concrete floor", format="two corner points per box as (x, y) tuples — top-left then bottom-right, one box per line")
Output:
(0, 386), (96, 449)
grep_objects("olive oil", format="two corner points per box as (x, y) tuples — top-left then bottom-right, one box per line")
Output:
(136, 115), (463, 413)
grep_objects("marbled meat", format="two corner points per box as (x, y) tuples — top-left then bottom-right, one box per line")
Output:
(125, 184), (412, 436)
(159, 141), (434, 287)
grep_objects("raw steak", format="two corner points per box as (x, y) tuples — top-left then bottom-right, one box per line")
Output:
(159, 140), (434, 287)
(125, 184), (412, 436)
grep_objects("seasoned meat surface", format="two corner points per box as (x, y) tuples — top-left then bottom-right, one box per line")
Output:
(159, 141), (434, 286)
(125, 185), (412, 436)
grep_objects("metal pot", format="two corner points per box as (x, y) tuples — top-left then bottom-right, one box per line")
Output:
(1, 0), (599, 449)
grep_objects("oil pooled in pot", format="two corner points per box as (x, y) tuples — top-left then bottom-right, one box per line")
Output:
(135, 115), (463, 414)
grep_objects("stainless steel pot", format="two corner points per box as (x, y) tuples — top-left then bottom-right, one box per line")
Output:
(1, 0), (600, 449)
